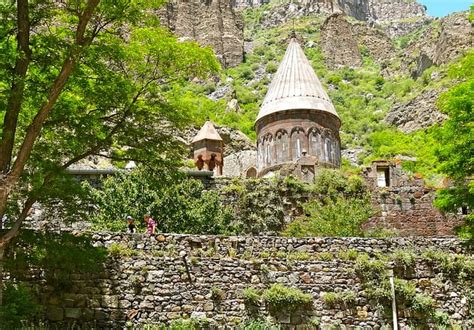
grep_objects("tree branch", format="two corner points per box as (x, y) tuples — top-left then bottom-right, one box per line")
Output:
(0, 79), (147, 247)
(0, 0), (31, 173)
(9, 0), (100, 180)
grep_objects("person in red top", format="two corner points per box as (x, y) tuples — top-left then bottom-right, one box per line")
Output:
(143, 214), (156, 235)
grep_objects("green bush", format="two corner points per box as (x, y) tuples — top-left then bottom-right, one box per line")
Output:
(238, 320), (281, 330)
(88, 168), (233, 235)
(322, 290), (357, 307)
(392, 249), (416, 269)
(108, 243), (138, 258)
(242, 287), (261, 306)
(0, 283), (40, 329)
(354, 254), (387, 281)
(262, 284), (312, 312)
(284, 170), (373, 237)
(265, 62), (278, 73)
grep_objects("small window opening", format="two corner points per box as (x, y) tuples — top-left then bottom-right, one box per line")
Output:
(377, 166), (390, 187)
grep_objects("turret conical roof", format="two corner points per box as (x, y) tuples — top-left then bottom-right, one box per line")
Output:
(256, 38), (339, 123)
(192, 121), (223, 143)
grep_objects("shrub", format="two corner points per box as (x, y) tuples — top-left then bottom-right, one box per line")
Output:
(392, 249), (416, 269)
(168, 318), (213, 329)
(287, 251), (311, 261)
(354, 254), (387, 281)
(0, 283), (40, 329)
(284, 170), (373, 237)
(242, 287), (261, 306)
(211, 287), (226, 301)
(88, 169), (233, 235)
(432, 310), (451, 327)
(238, 320), (281, 330)
(265, 62), (278, 73)
(338, 248), (359, 261)
(322, 291), (357, 307)
(411, 293), (435, 314)
(108, 243), (137, 258)
(262, 284), (312, 312)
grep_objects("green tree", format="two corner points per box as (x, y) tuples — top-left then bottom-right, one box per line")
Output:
(434, 51), (474, 239)
(0, 0), (219, 304)
(87, 168), (232, 234)
(284, 170), (373, 237)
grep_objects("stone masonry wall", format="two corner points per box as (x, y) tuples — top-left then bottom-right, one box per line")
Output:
(8, 232), (473, 328)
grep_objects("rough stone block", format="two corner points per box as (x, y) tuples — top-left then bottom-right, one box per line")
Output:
(64, 308), (82, 319)
(101, 295), (119, 308)
(46, 307), (64, 321)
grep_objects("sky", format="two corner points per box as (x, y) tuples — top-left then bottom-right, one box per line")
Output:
(419, 0), (472, 17)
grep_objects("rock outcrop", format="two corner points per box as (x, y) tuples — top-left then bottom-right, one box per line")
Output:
(403, 12), (472, 77)
(320, 14), (363, 69)
(160, 0), (244, 67)
(352, 23), (395, 63)
(223, 150), (257, 177)
(385, 89), (448, 133)
(234, 0), (429, 36)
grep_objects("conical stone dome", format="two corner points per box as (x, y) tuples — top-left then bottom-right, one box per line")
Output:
(256, 38), (339, 123)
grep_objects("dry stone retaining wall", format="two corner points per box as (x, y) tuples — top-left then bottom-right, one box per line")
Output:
(9, 233), (473, 328)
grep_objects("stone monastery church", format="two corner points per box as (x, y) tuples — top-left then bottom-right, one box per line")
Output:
(190, 36), (464, 237)
(192, 35), (341, 182)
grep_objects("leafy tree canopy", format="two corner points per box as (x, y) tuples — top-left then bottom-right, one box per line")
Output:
(0, 0), (220, 245)
(434, 51), (474, 239)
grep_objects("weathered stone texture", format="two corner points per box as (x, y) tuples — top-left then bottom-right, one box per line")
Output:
(352, 23), (395, 64)
(385, 89), (448, 133)
(160, 0), (244, 67)
(320, 14), (363, 69)
(403, 12), (472, 77)
(223, 150), (257, 177)
(234, 0), (429, 37)
(11, 234), (472, 327)
(362, 161), (464, 236)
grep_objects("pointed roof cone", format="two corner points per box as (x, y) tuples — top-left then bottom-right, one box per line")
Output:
(256, 38), (339, 123)
(192, 121), (223, 143)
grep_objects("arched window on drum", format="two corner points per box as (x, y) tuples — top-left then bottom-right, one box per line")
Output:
(257, 138), (265, 170)
(275, 130), (289, 164)
(308, 128), (321, 159)
(264, 134), (273, 166)
(324, 134), (332, 163)
(291, 127), (306, 161)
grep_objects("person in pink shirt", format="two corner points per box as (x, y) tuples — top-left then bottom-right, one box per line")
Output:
(143, 214), (156, 235)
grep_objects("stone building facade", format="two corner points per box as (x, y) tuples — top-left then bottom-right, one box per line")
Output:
(255, 37), (341, 178)
(362, 160), (464, 236)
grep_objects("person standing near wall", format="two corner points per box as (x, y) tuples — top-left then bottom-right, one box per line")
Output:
(143, 214), (156, 235)
(127, 216), (136, 233)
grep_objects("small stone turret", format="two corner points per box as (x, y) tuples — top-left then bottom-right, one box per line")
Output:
(192, 121), (224, 176)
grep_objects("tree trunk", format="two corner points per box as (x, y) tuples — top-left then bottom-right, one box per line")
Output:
(0, 0), (31, 173)
(0, 244), (5, 306)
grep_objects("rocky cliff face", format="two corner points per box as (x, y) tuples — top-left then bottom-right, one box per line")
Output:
(403, 12), (472, 78)
(160, 0), (244, 67)
(320, 14), (396, 68)
(320, 14), (362, 69)
(385, 89), (448, 133)
(234, 0), (429, 36)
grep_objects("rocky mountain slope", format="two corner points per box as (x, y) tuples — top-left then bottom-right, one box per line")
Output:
(159, 0), (433, 68)
(163, 0), (472, 178)
(236, 0), (429, 36)
(159, 0), (244, 67)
